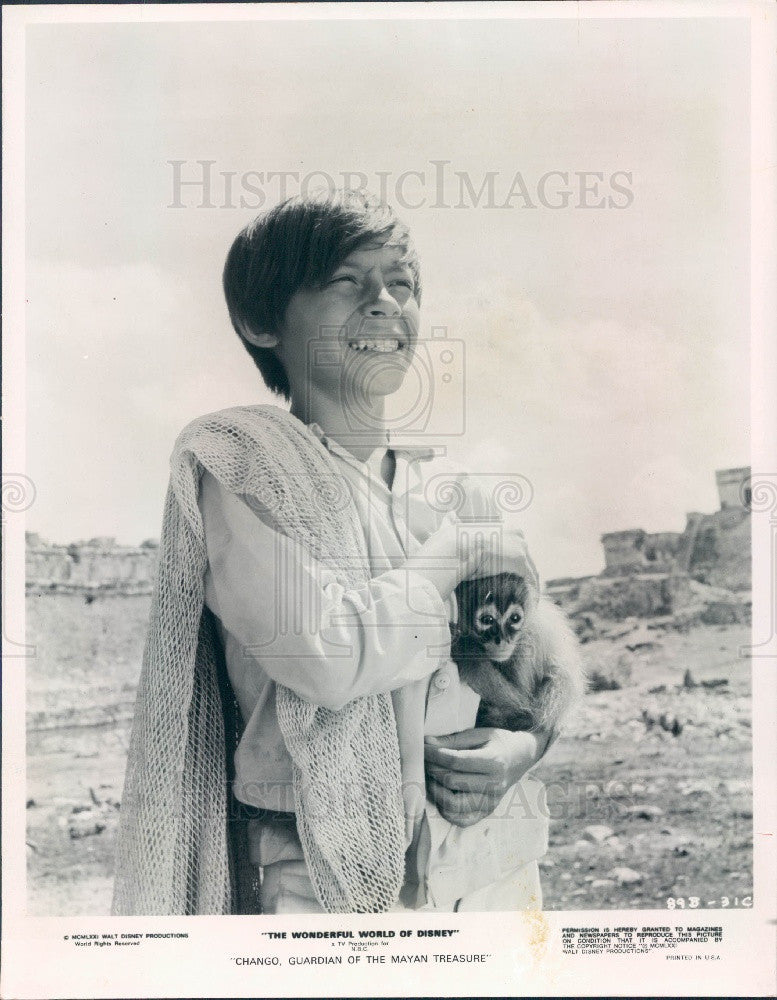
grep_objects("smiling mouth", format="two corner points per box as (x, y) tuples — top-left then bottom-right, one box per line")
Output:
(347, 338), (404, 353)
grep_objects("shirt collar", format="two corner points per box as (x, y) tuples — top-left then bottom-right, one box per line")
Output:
(307, 422), (436, 465)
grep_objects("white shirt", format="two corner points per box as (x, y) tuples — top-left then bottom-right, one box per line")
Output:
(198, 424), (482, 812)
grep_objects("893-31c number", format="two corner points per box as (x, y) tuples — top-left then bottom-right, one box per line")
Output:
(666, 896), (752, 909)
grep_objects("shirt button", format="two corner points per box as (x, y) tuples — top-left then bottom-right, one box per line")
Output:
(433, 671), (450, 691)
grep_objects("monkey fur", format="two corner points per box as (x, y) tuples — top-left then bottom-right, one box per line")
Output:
(451, 573), (586, 736)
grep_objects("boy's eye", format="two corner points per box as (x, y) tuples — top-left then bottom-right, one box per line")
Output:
(330, 274), (358, 285)
(389, 278), (414, 290)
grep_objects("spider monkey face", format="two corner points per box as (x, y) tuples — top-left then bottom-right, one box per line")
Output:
(474, 599), (525, 661)
(456, 573), (531, 662)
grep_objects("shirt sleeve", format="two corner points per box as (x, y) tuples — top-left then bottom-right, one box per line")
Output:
(198, 470), (451, 711)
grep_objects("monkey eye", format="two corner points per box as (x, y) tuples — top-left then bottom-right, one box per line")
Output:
(509, 613), (523, 624)
(479, 614), (495, 626)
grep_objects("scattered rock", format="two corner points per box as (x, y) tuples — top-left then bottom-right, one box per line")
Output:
(68, 816), (106, 839)
(589, 672), (622, 692)
(673, 845), (691, 857)
(582, 824), (614, 844)
(609, 866), (645, 886)
(66, 803), (115, 839)
(680, 780), (715, 796)
(571, 613), (607, 644)
(623, 804), (664, 820)
(573, 839), (596, 854)
(658, 713), (683, 736)
(591, 879), (616, 889)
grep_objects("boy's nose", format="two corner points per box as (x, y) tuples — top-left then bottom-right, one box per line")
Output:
(364, 282), (401, 317)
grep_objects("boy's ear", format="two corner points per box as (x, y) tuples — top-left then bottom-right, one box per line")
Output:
(238, 322), (279, 349)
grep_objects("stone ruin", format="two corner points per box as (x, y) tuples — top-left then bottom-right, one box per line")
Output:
(25, 534), (159, 595)
(26, 467), (752, 623)
(546, 467), (752, 629)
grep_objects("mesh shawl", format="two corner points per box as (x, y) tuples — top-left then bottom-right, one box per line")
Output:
(112, 404), (411, 915)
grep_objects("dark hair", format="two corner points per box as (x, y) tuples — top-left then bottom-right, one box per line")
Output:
(222, 189), (422, 400)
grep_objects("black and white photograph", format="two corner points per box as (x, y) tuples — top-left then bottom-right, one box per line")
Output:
(3, 2), (776, 997)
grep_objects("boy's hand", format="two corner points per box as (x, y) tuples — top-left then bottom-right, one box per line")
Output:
(463, 525), (539, 590)
(424, 728), (544, 827)
(405, 519), (539, 599)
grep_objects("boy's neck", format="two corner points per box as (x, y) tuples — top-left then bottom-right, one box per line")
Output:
(289, 388), (390, 463)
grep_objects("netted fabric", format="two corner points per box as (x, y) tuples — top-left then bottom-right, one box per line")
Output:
(112, 404), (408, 914)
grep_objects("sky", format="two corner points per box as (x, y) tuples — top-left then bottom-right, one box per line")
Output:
(23, 13), (751, 579)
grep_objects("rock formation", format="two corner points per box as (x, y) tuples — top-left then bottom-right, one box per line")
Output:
(547, 467), (751, 627)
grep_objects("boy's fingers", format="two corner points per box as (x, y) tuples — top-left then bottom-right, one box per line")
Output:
(423, 743), (493, 773)
(426, 728), (491, 750)
(427, 779), (496, 814)
(427, 780), (499, 827)
(426, 763), (500, 793)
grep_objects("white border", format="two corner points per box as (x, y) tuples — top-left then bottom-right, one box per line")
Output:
(3, 3), (775, 998)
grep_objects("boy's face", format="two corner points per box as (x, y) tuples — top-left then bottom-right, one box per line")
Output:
(275, 243), (420, 415)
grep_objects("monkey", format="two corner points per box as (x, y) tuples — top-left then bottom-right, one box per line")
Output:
(451, 573), (586, 737)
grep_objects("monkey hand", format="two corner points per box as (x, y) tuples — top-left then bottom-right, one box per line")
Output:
(424, 727), (544, 827)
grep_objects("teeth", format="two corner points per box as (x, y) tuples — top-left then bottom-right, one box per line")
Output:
(348, 339), (401, 353)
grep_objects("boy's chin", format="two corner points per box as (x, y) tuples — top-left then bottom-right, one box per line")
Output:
(347, 368), (409, 399)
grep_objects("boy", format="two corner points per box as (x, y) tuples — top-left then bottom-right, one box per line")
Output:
(113, 189), (551, 916)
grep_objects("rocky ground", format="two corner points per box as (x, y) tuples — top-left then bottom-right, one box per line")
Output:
(533, 622), (752, 909)
(24, 594), (752, 915)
